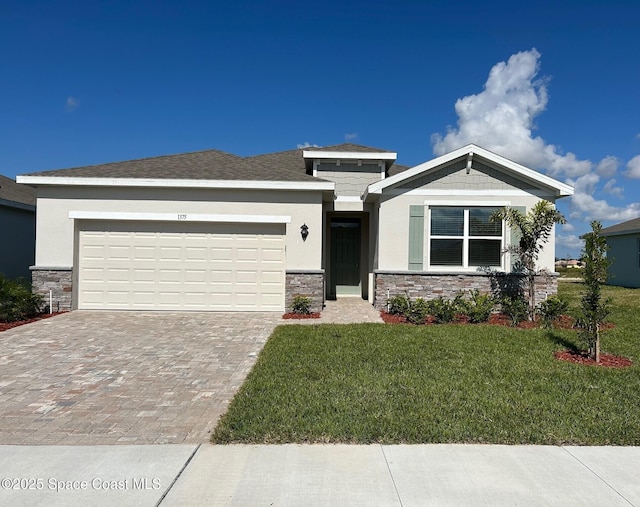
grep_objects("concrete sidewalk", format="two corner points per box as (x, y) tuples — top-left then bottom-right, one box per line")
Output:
(2, 444), (639, 506)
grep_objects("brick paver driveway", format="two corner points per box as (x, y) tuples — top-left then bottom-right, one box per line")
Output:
(0, 311), (281, 445)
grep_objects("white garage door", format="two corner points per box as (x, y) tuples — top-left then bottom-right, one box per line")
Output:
(77, 221), (286, 311)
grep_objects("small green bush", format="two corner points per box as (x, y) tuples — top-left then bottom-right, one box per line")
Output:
(290, 295), (312, 315)
(427, 296), (462, 324)
(500, 295), (528, 326)
(388, 294), (411, 316)
(407, 298), (430, 324)
(0, 275), (44, 322)
(537, 295), (569, 329)
(465, 289), (495, 323)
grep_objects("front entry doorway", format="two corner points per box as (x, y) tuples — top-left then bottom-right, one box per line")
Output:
(330, 218), (361, 297)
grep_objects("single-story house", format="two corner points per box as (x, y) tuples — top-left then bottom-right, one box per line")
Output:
(600, 217), (640, 288)
(17, 143), (573, 313)
(0, 175), (36, 280)
(555, 259), (583, 269)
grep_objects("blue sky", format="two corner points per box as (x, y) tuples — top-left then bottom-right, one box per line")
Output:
(2, 0), (639, 257)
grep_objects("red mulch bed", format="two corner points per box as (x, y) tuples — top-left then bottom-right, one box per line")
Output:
(554, 350), (632, 368)
(0, 312), (66, 332)
(380, 310), (630, 368)
(381, 311), (612, 331)
(282, 312), (321, 319)
(381, 311), (578, 329)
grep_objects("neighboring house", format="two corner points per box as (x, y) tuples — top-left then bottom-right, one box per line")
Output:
(0, 175), (36, 280)
(555, 259), (582, 269)
(600, 217), (640, 288)
(17, 143), (573, 313)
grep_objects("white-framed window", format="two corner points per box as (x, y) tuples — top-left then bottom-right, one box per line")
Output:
(428, 206), (504, 269)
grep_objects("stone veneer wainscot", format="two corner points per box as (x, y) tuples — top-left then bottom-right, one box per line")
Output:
(31, 267), (73, 312)
(374, 271), (558, 310)
(285, 270), (325, 313)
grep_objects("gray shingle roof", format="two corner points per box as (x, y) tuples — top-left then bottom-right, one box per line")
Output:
(21, 143), (407, 182)
(247, 143), (409, 177)
(0, 175), (36, 207)
(600, 217), (640, 236)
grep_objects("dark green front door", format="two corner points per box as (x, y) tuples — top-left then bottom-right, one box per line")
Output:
(330, 219), (361, 296)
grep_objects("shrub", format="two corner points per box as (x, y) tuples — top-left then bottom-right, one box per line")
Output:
(427, 296), (463, 324)
(500, 295), (528, 326)
(388, 294), (411, 316)
(537, 295), (569, 329)
(290, 295), (312, 315)
(465, 290), (495, 323)
(407, 298), (430, 325)
(0, 275), (44, 322)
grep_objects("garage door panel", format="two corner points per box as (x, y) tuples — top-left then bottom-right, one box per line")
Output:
(78, 221), (286, 311)
(185, 247), (207, 261)
(261, 271), (285, 284)
(236, 271), (258, 283)
(211, 247), (233, 261)
(132, 291), (155, 305)
(106, 268), (130, 282)
(133, 246), (156, 260)
(107, 245), (131, 260)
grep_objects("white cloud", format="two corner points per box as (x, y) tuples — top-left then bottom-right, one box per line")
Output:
(624, 155), (640, 178)
(596, 156), (619, 177)
(556, 234), (584, 253)
(431, 49), (592, 179)
(431, 49), (640, 227)
(602, 178), (623, 198)
(344, 133), (358, 141)
(562, 222), (575, 232)
(296, 142), (321, 149)
(568, 173), (640, 221)
(65, 96), (79, 112)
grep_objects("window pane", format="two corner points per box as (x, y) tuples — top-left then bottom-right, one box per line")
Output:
(469, 208), (501, 236)
(431, 239), (463, 265)
(469, 239), (502, 266)
(431, 208), (463, 236)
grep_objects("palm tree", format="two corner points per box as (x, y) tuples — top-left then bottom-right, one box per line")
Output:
(491, 201), (566, 320)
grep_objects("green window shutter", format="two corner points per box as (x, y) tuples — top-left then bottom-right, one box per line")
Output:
(408, 205), (424, 270)
(510, 206), (526, 272)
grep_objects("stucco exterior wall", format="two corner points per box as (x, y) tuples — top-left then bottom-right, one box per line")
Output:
(34, 186), (324, 271)
(606, 235), (640, 288)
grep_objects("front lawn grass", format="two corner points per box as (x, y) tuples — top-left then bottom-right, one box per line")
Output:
(212, 283), (640, 445)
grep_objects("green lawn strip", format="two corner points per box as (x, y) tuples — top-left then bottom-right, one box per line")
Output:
(213, 284), (640, 445)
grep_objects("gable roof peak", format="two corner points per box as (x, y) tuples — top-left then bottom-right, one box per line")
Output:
(365, 143), (574, 199)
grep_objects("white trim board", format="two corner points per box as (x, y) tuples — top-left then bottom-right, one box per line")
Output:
(18, 176), (334, 191)
(384, 188), (556, 198)
(303, 150), (397, 162)
(69, 211), (292, 223)
(424, 200), (511, 207)
(365, 144), (574, 198)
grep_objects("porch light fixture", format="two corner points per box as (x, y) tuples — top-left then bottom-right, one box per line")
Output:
(300, 223), (309, 241)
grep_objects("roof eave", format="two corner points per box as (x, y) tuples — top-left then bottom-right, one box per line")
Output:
(600, 229), (640, 238)
(0, 198), (36, 211)
(303, 150), (397, 170)
(16, 175), (335, 191)
(366, 144), (574, 197)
